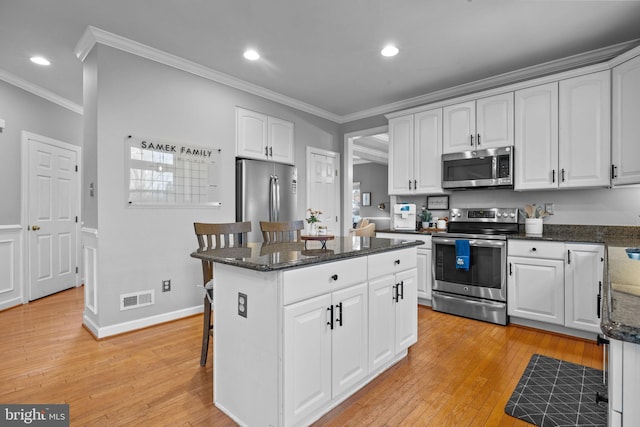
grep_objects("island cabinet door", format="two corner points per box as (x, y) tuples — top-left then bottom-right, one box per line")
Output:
(283, 293), (332, 426)
(368, 275), (396, 373)
(331, 282), (368, 397)
(395, 268), (418, 353)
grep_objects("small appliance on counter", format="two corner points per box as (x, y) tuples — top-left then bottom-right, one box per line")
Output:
(393, 203), (416, 231)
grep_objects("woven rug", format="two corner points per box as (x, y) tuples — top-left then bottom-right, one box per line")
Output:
(505, 354), (607, 427)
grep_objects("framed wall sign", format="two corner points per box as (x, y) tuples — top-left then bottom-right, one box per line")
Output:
(362, 192), (371, 206)
(427, 195), (449, 210)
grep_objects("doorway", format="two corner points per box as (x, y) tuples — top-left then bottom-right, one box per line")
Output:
(342, 126), (389, 235)
(306, 147), (341, 235)
(22, 131), (81, 301)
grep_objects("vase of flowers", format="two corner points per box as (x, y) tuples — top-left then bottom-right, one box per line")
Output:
(306, 208), (322, 235)
(522, 204), (549, 236)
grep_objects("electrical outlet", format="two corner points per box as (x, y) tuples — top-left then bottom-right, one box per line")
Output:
(545, 203), (555, 215)
(162, 280), (171, 292)
(238, 292), (247, 318)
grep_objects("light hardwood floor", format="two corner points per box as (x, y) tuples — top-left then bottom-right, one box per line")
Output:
(0, 287), (603, 426)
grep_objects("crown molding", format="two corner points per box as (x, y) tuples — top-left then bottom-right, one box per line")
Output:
(75, 26), (342, 123)
(0, 69), (83, 115)
(345, 38), (640, 123)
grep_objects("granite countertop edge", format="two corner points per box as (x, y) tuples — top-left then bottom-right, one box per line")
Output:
(191, 238), (424, 272)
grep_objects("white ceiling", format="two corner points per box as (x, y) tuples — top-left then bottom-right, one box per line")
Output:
(2, 0), (640, 122)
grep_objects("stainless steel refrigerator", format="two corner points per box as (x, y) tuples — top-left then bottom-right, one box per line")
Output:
(236, 158), (298, 243)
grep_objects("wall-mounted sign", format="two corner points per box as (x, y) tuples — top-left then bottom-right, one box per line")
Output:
(427, 195), (449, 210)
(125, 135), (221, 207)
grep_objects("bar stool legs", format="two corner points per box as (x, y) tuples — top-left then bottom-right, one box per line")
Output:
(200, 288), (213, 366)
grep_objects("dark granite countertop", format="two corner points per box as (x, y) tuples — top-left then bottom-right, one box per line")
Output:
(191, 236), (423, 272)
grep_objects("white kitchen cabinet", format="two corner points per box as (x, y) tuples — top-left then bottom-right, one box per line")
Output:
(236, 107), (295, 164)
(558, 70), (611, 188)
(284, 282), (368, 425)
(388, 109), (443, 195)
(515, 71), (610, 190)
(564, 243), (604, 334)
(514, 82), (559, 190)
(375, 233), (432, 302)
(612, 53), (640, 186)
(442, 92), (513, 154)
(507, 240), (565, 325)
(609, 338), (640, 426)
(367, 248), (418, 373)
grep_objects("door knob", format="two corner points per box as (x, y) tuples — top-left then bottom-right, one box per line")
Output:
(32, 225), (40, 231)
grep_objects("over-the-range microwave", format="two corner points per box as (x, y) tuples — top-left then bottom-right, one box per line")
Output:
(441, 146), (514, 190)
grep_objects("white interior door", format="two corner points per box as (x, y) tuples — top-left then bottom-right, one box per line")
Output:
(307, 148), (340, 234)
(27, 134), (80, 300)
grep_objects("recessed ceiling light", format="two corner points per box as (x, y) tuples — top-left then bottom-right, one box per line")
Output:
(381, 45), (399, 57)
(243, 49), (260, 61)
(30, 56), (51, 66)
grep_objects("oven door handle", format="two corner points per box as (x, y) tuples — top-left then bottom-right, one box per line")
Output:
(432, 237), (506, 249)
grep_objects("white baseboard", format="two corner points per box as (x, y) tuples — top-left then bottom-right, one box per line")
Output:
(83, 305), (202, 339)
(0, 296), (24, 311)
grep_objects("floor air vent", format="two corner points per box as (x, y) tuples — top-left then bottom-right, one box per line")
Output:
(120, 290), (155, 311)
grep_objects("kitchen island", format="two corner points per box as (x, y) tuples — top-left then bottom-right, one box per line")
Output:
(191, 236), (422, 427)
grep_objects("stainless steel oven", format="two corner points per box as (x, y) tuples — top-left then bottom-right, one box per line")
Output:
(431, 207), (519, 325)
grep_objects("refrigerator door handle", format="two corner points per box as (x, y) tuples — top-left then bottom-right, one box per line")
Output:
(274, 175), (281, 221)
(269, 175), (276, 221)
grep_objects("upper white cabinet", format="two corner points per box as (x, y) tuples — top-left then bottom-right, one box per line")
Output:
(514, 82), (559, 190)
(558, 70), (611, 188)
(236, 107), (295, 164)
(515, 71), (610, 190)
(443, 92), (514, 154)
(612, 53), (640, 186)
(388, 109), (443, 195)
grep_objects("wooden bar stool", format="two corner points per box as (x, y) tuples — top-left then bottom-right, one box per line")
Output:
(259, 220), (304, 243)
(193, 221), (251, 366)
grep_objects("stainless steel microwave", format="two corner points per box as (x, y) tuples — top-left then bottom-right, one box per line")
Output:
(441, 146), (513, 189)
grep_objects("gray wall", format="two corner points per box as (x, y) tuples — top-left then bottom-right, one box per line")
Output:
(86, 45), (341, 328)
(353, 163), (390, 220)
(0, 80), (82, 224)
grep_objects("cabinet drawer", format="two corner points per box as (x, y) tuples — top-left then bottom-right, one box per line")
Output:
(283, 257), (368, 305)
(368, 248), (417, 278)
(508, 239), (565, 259)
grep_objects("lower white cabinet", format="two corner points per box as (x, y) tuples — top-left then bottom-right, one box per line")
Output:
(609, 338), (640, 426)
(284, 282), (368, 425)
(508, 240), (565, 324)
(376, 232), (432, 301)
(367, 249), (418, 373)
(507, 240), (604, 334)
(564, 243), (604, 333)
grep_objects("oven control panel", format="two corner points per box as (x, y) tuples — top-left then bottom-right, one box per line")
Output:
(449, 208), (519, 223)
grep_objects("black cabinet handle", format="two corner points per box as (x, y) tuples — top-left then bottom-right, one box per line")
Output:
(477, 134), (481, 145)
(331, 274), (338, 281)
(567, 250), (571, 264)
(470, 134), (474, 146)
(336, 302), (343, 327)
(531, 247), (537, 252)
(265, 146), (269, 156)
(509, 262), (513, 276)
(399, 281), (404, 300)
(394, 259), (401, 265)
(393, 284), (399, 302)
(269, 146), (273, 157)
(327, 306), (334, 330)
(611, 164), (618, 180)
(552, 169), (556, 183)
(414, 179), (417, 189)
(408, 180), (412, 190)
(597, 281), (602, 319)
(561, 168), (566, 182)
